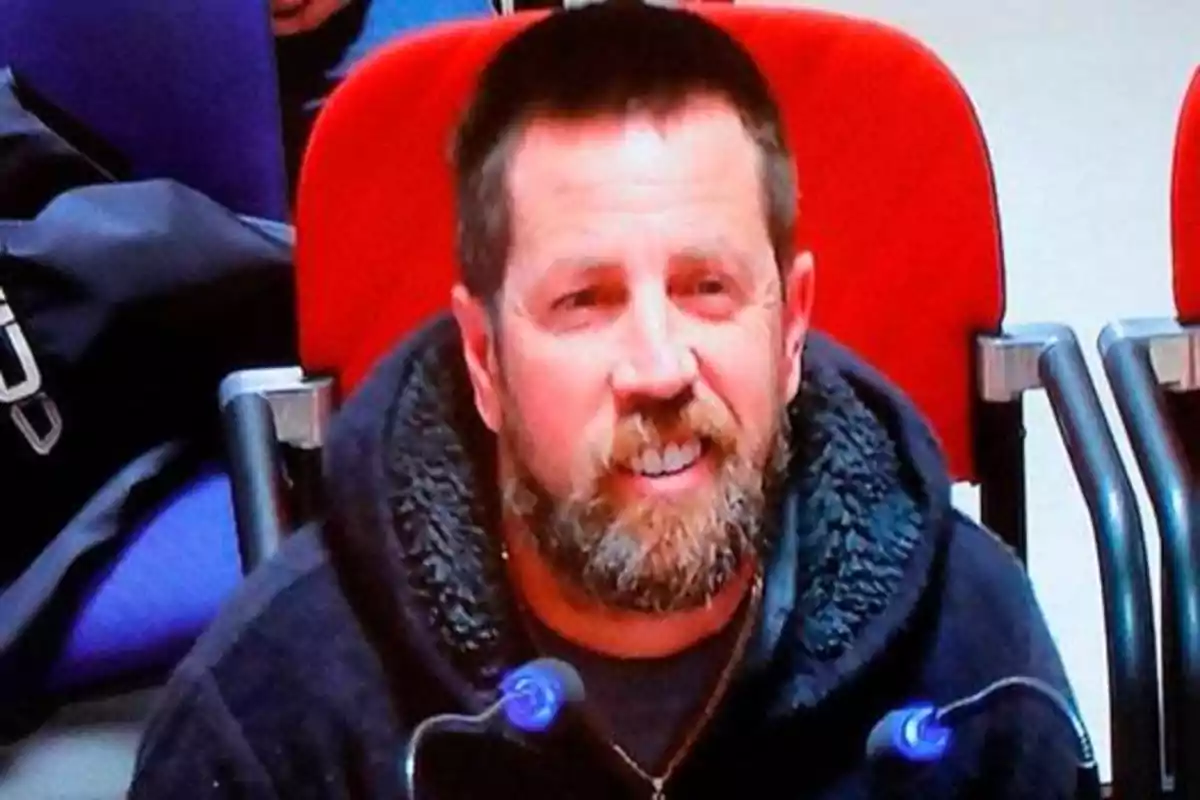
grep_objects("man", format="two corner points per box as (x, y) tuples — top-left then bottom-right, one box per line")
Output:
(130, 3), (1084, 797)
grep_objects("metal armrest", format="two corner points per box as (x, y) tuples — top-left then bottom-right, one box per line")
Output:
(979, 323), (1162, 800)
(1100, 318), (1200, 800)
(218, 367), (334, 573)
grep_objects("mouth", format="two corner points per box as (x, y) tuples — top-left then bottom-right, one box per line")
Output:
(609, 437), (716, 499)
(624, 437), (706, 478)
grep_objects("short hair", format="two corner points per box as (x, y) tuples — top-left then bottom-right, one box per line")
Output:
(452, 0), (797, 307)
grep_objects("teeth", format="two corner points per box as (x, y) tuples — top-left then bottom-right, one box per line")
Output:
(662, 442), (684, 472)
(629, 439), (702, 477)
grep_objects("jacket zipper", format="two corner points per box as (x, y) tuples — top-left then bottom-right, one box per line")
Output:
(605, 573), (764, 799)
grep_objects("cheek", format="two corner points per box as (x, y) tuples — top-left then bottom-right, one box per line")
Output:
(500, 335), (613, 483)
(697, 325), (786, 448)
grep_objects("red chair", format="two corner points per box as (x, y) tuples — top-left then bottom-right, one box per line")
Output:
(1101, 66), (1200, 800)
(221, 7), (1159, 796)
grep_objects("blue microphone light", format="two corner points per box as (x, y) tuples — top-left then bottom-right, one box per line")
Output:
(401, 658), (585, 800)
(866, 676), (1101, 800)
(866, 704), (952, 763)
(499, 657), (584, 732)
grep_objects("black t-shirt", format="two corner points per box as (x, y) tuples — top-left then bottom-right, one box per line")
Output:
(523, 599), (751, 777)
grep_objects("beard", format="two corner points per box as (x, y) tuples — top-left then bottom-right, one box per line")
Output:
(500, 388), (791, 614)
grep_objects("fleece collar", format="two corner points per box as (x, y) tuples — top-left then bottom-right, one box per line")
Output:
(324, 316), (947, 717)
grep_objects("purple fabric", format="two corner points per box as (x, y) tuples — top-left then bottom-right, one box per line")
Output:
(46, 468), (243, 692)
(0, 0), (288, 220)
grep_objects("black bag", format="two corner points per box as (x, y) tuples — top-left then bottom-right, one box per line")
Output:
(0, 67), (296, 679)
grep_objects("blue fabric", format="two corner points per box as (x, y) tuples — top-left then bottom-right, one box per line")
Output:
(0, 0), (288, 221)
(0, 3), (290, 712)
(335, 0), (499, 79)
(46, 467), (242, 693)
(0, 177), (293, 661)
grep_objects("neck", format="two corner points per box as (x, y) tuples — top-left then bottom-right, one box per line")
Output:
(502, 522), (758, 660)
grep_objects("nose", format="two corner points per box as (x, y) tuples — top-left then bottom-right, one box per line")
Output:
(610, 293), (698, 403)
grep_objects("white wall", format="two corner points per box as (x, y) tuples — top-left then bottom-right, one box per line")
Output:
(750, 0), (1200, 781)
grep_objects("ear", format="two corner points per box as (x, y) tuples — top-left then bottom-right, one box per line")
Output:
(451, 284), (503, 432)
(781, 250), (815, 402)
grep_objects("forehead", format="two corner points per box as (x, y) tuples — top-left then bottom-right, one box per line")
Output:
(504, 96), (770, 286)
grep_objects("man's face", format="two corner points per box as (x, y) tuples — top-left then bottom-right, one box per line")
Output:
(269, 0), (350, 36)
(455, 96), (814, 613)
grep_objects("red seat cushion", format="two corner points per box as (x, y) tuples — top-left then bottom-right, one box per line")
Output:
(1174, 68), (1200, 321)
(295, 6), (1004, 481)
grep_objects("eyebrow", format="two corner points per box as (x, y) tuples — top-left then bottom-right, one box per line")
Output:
(672, 246), (729, 265)
(542, 239), (757, 282)
(539, 258), (622, 290)
(669, 243), (757, 284)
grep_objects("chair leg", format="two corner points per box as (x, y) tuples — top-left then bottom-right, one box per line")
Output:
(221, 392), (289, 573)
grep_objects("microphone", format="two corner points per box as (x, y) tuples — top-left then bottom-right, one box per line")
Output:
(401, 658), (585, 799)
(866, 676), (1101, 800)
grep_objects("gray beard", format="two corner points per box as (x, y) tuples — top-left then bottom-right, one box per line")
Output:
(501, 415), (791, 614)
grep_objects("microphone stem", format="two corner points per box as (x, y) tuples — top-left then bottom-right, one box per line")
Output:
(936, 675), (1103, 798)
(936, 675), (1096, 768)
(402, 697), (508, 800)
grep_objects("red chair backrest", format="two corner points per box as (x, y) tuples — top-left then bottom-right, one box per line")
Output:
(1174, 68), (1200, 321)
(295, 6), (1003, 481)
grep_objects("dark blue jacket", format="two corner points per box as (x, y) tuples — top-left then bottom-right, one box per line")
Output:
(129, 316), (1084, 798)
(0, 67), (294, 735)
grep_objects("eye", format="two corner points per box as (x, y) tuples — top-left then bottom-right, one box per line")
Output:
(678, 272), (734, 300)
(694, 277), (728, 295)
(673, 270), (741, 320)
(553, 287), (602, 311)
(547, 284), (626, 329)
